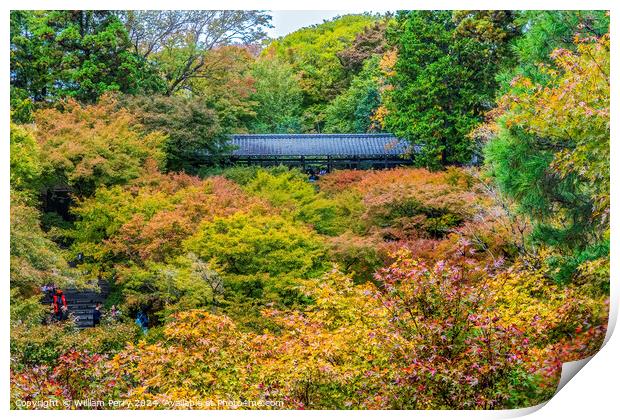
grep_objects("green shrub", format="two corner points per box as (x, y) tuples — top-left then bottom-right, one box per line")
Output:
(184, 211), (327, 278)
(10, 321), (141, 370)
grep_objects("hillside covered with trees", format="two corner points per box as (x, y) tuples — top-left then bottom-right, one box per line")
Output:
(9, 10), (609, 409)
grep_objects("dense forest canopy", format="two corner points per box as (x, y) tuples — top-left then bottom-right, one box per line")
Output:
(9, 10), (610, 410)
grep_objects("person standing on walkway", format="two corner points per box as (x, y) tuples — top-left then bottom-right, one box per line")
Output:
(41, 283), (56, 302)
(52, 289), (67, 322)
(135, 310), (149, 334)
(93, 303), (102, 327)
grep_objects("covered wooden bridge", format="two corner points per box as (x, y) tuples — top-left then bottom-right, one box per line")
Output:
(210, 133), (415, 171)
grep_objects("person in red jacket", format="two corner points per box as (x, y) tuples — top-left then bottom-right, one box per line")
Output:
(53, 289), (67, 322)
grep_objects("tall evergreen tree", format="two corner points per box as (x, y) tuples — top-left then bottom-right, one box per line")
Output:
(483, 11), (610, 281)
(10, 10), (163, 121)
(382, 11), (518, 169)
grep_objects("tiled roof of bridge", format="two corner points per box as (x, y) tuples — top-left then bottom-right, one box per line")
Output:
(226, 134), (412, 157)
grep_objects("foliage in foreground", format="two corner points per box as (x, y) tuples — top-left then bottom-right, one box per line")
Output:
(13, 245), (606, 409)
